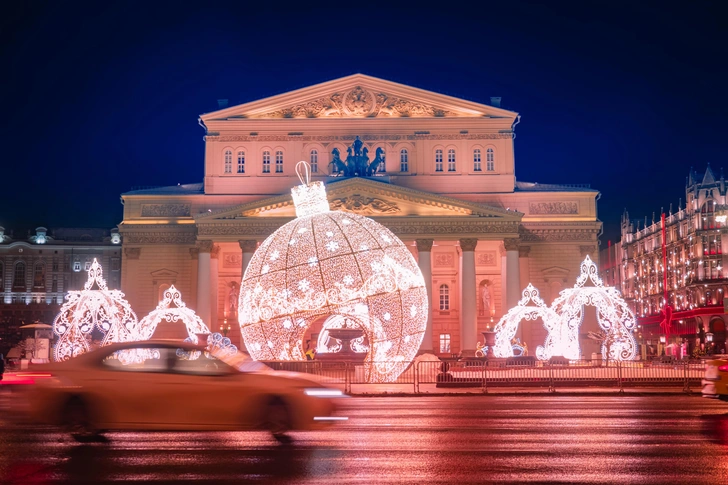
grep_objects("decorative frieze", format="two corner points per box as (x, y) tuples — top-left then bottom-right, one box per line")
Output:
(580, 245), (598, 257)
(223, 252), (242, 268)
(330, 195), (400, 214)
(434, 253), (454, 267)
(207, 133), (514, 143)
(477, 251), (497, 266)
(519, 229), (598, 242)
(122, 232), (196, 244)
(140, 204), (191, 217)
(124, 248), (141, 260)
(529, 202), (578, 215)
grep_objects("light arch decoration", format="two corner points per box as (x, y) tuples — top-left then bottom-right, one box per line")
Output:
(238, 162), (428, 382)
(132, 285), (210, 342)
(549, 256), (637, 361)
(53, 259), (137, 361)
(492, 284), (561, 358)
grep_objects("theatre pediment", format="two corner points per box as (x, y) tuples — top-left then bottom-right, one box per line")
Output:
(196, 178), (523, 222)
(200, 74), (518, 121)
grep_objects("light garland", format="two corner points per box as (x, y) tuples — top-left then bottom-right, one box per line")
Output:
(132, 285), (210, 342)
(239, 162), (428, 382)
(53, 259), (138, 361)
(491, 284), (561, 358)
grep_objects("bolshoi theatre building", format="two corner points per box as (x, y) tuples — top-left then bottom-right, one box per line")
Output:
(118, 74), (602, 357)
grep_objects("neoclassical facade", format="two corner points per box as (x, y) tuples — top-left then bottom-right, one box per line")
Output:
(119, 74), (601, 357)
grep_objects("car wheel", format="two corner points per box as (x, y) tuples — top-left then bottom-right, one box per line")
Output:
(265, 398), (292, 443)
(63, 398), (101, 442)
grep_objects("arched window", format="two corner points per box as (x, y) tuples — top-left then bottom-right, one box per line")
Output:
(275, 150), (284, 173)
(702, 200), (715, 230)
(439, 284), (450, 310)
(473, 149), (482, 172)
(33, 262), (45, 289)
(310, 149), (318, 173)
(237, 151), (245, 173)
(447, 149), (456, 172)
(262, 151), (271, 173)
(486, 148), (495, 171)
(13, 261), (26, 290)
(400, 149), (408, 172)
(223, 150), (232, 173)
(435, 149), (443, 172)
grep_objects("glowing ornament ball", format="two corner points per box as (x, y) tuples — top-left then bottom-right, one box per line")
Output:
(238, 162), (428, 382)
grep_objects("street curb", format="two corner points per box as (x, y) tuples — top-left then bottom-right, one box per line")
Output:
(347, 391), (700, 397)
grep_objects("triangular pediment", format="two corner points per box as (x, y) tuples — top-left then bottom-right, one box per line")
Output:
(200, 74), (518, 121)
(196, 177), (523, 221)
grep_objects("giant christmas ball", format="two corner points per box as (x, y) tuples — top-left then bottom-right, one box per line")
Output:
(238, 175), (428, 382)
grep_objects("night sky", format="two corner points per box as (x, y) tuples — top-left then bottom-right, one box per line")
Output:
(1, 1), (725, 244)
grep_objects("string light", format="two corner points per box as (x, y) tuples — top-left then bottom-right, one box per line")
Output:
(132, 285), (210, 342)
(53, 259), (137, 361)
(238, 162), (428, 383)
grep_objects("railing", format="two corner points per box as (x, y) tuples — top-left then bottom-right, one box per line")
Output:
(260, 359), (709, 394)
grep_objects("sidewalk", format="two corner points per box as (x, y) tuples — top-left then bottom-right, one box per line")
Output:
(347, 383), (700, 396)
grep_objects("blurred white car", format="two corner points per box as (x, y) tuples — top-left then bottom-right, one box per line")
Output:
(702, 358), (728, 401)
(20, 340), (346, 442)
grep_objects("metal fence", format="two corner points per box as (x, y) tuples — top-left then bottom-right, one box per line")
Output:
(260, 359), (708, 394)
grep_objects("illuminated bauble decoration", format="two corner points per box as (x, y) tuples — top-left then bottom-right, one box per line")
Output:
(53, 259), (137, 361)
(133, 285), (210, 342)
(492, 284), (560, 358)
(239, 162), (428, 382)
(550, 256), (637, 361)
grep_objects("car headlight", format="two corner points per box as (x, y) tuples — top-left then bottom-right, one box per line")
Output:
(304, 388), (346, 397)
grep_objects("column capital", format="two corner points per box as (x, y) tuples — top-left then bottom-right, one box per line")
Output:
(518, 245), (531, 257)
(196, 240), (214, 253)
(124, 247), (141, 260)
(210, 245), (221, 259)
(415, 239), (434, 252)
(580, 244), (597, 257)
(189, 247), (199, 260)
(503, 238), (520, 252)
(238, 239), (258, 252)
(459, 238), (478, 252)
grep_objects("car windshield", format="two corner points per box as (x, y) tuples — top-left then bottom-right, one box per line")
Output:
(217, 351), (272, 373)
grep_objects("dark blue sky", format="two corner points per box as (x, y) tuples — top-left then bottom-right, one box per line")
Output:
(1, 1), (725, 243)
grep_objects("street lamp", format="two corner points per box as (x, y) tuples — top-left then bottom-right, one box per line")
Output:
(220, 319), (231, 337)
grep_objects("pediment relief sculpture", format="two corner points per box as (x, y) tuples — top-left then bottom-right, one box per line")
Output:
(255, 86), (462, 119)
(329, 195), (400, 215)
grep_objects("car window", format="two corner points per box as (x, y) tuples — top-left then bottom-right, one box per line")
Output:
(174, 353), (236, 376)
(103, 347), (173, 372)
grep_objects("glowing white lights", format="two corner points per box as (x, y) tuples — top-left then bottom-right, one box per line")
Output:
(53, 259), (138, 361)
(239, 162), (428, 382)
(495, 256), (638, 362)
(133, 285), (210, 342)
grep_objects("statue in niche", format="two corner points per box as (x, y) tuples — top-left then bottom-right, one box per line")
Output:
(227, 282), (239, 316)
(481, 284), (491, 317)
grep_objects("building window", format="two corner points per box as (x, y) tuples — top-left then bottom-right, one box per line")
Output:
(73, 261), (81, 272)
(447, 149), (456, 172)
(224, 149), (232, 173)
(486, 148), (494, 171)
(237, 151), (245, 173)
(111, 257), (121, 271)
(310, 150), (318, 173)
(275, 150), (284, 173)
(400, 149), (409, 172)
(84, 261), (92, 271)
(702, 200), (715, 230)
(439, 284), (450, 310)
(473, 149), (482, 172)
(52, 258), (58, 272)
(33, 263), (45, 289)
(52, 274), (58, 292)
(435, 149), (443, 172)
(262, 151), (271, 173)
(439, 333), (451, 354)
(13, 262), (26, 290)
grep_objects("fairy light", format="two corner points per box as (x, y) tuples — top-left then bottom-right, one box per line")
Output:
(132, 285), (210, 342)
(53, 259), (137, 361)
(238, 162), (428, 383)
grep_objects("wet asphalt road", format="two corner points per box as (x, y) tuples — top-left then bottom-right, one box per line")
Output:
(1, 395), (728, 484)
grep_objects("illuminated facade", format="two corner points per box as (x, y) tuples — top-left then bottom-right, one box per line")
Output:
(119, 74), (602, 358)
(616, 166), (728, 354)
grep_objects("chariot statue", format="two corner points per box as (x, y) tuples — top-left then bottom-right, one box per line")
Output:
(329, 136), (385, 177)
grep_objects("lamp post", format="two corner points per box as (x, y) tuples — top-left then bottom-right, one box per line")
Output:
(220, 319), (231, 338)
(659, 334), (666, 356)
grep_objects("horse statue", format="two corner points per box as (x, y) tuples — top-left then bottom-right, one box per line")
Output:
(329, 148), (348, 176)
(367, 147), (386, 176)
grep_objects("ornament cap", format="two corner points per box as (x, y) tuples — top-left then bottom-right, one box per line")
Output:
(292, 161), (330, 217)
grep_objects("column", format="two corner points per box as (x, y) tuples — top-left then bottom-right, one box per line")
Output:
(415, 239), (434, 353)
(210, 244), (220, 332)
(122, 247), (141, 308)
(460, 238), (478, 354)
(189, 247), (199, 303)
(239, 240), (258, 277)
(196, 240), (213, 326)
(504, 239), (521, 309)
(518, 245), (531, 346)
